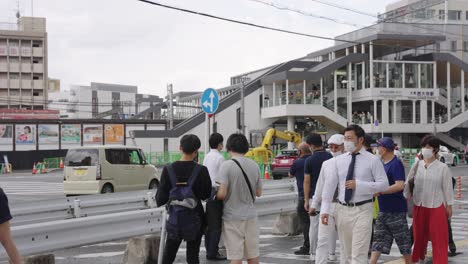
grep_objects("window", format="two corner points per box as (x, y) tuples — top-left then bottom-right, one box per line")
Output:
(105, 149), (129, 164)
(33, 91), (39, 96)
(65, 149), (99, 166)
(451, 41), (457, 52)
(448, 10), (461, 20)
(414, 9), (426, 19)
(439, 10), (445, 20)
(236, 107), (241, 130)
(127, 149), (142, 165)
(435, 43), (441, 52)
(464, 41), (468, 52)
(427, 9), (436, 19)
(466, 11), (468, 20)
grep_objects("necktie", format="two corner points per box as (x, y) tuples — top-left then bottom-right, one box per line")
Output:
(344, 153), (359, 203)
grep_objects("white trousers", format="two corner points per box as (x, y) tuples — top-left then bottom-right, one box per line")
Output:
(336, 202), (373, 264)
(315, 203), (341, 264)
(308, 199), (320, 255)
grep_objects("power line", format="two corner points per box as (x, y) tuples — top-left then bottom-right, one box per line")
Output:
(136, 0), (468, 53)
(308, 0), (377, 18)
(247, 0), (366, 28)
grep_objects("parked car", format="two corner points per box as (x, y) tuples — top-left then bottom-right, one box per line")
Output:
(414, 145), (457, 167)
(271, 150), (298, 180)
(63, 146), (160, 196)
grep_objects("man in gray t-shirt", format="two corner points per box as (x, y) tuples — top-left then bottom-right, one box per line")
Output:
(216, 134), (262, 263)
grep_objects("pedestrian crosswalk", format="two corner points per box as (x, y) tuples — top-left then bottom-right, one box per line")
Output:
(0, 181), (64, 195)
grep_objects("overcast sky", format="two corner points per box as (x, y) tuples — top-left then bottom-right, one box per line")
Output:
(0, 0), (396, 97)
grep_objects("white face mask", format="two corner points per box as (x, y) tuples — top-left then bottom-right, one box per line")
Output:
(331, 151), (343, 157)
(421, 148), (434, 159)
(344, 141), (357, 153)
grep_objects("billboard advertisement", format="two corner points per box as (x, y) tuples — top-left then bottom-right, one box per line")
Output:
(61, 124), (81, 144)
(38, 125), (59, 144)
(83, 125), (103, 144)
(0, 125), (13, 144)
(105, 124), (124, 144)
(15, 124), (36, 144)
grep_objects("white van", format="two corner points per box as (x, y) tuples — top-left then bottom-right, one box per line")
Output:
(63, 146), (160, 196)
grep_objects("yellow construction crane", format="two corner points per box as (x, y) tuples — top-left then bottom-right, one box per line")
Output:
(246, 128), (302, 164)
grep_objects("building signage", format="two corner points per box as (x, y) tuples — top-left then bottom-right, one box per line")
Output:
(83, 125), (103, 144)
(104, 124), (124, 144)
(61, 124), (81, 144)
(373, 88), (439, 100)
(0, 125), (13, 145)
(15, 124), (36, 145)
(38, 125), (59, 144)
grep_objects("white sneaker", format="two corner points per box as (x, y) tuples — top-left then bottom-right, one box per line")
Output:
(310, 254), (316, 261)
(328, 253), (337, 261)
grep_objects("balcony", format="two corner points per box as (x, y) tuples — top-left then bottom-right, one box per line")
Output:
(21, 63), (32, 72)
(10, 79), (20, 89)
(0, 63), (7, 72)
(21, 80), (32, 89)
(0, 79), (7, 88)
(32, 48), (43, 57)
(9, 63), (19, 72)
(33, 80), (44, 89)
(33, 64), (43, 73)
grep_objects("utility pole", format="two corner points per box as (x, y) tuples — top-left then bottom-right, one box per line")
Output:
(239, 76), (250, 135)
(167, 84), (174, 129)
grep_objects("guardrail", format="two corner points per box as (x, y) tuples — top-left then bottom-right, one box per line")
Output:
(11, 180), (296, 226)
(0, 192), (297, 261)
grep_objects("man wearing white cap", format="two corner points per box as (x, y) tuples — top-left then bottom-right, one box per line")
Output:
(309, 134), (345, 263)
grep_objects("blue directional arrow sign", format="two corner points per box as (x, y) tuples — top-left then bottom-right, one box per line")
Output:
(201, 88), (219, 114)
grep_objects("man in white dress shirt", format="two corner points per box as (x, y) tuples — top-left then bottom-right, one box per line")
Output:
(310, 134), (345, 263)
(203, 133), (227, 261)
(321, 125), (389, 263)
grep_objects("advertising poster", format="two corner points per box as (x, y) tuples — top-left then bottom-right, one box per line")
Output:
(105, 124), (124, 144)
(38, 125), (59, 144)
(61, 124), (81, 144)
(83, 125), (103, 144)
(0, 125), (13, 144)
(15, 124), (36, 144)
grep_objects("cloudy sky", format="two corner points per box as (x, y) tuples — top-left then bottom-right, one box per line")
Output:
(0, 0), (396, 97)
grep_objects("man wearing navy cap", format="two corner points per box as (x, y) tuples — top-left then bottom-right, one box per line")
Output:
(370, 137), (412, 264)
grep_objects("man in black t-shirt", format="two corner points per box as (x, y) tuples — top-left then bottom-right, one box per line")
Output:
(156, 134), (212, 264)
(0, 188), (22, 263)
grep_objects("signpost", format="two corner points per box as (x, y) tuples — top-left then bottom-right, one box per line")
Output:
(201, 88), (219, 155)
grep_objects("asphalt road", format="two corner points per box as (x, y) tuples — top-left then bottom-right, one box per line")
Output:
(0, 165), (467, 263)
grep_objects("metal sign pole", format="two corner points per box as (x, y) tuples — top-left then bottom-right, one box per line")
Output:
(205, 113), (210, 155)
(158, 209), (168, 264)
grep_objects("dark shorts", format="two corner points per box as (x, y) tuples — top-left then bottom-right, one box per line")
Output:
(0, 189), (12, 225)
(372, 212), (412, 255)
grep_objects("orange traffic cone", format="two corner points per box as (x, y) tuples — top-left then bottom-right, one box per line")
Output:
(264, 165), (270, 180)
(41, 162), (47, 174)
(32, 163), (37, 174)
(59, 159), (64, 169)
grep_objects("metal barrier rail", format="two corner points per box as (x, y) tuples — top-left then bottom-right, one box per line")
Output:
(0, 192), (297, 261)
(11, 180), (296, 226)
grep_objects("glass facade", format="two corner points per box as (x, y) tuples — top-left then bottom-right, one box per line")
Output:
(373, 62), (387, 88)
(405, 63), (418, 88)
(420, 64), (434, 88)
(388, 63), (403, 88)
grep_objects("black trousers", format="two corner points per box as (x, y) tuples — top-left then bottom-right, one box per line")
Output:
(204, 199), (223, 258)
(448, 219), (456, 252)
(162, 216), (206, 264)
(297, 197), (310, 249)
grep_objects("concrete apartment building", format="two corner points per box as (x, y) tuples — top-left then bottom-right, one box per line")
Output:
(0, 16), (48, 110)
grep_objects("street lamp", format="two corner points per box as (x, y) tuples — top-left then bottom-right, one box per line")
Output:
(341, 79), (352, 124)
(240, 75), (251, 135)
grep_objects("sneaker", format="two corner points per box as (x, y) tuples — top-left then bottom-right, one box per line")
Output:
(310, 254), (316, 261)
(328, 253), (337, 261)
(206, 253), (227, 261)
(294, 246), (310, 255)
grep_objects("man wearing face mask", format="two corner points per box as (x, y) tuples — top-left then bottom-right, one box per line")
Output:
(310, 134), (345, 263)
(404, 135), (453, 264)
(321, 125), (389, 263)
(303, 134), (333, 261)
(370, 138), (412, 264)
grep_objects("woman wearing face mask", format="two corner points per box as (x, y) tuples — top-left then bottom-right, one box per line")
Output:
(404, 135), (453, 264)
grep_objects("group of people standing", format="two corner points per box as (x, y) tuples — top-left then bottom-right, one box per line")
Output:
(290, 124), (455, 264)
(156, 132), (263, 264)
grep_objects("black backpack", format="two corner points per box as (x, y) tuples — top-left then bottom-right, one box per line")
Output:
(165, 163), (202, 241)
